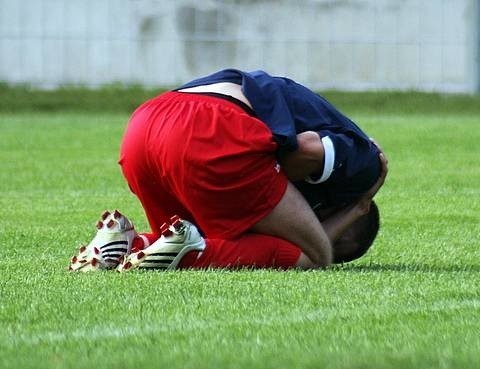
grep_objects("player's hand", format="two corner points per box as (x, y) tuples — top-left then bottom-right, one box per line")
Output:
(356, 153), (388, 215)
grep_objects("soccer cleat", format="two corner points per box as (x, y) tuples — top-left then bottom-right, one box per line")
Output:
(69, 210), (137, 272)
(117, 216), (205, 272)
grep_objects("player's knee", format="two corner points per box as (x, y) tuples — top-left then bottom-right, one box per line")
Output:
(295, 251), (331, 269)
(310, 249), (333, 268)
(295, 253), (316, 269)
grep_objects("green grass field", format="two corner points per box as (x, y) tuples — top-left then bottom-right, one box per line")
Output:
(1, 91), (479, 369)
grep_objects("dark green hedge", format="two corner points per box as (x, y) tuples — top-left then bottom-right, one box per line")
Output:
(1, 82), (479, 115)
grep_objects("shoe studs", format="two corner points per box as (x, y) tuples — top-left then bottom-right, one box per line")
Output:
(137, 251), (145, 260)
(172, 220), (183, 232)
(71, 210), (137, 272)
(160, 222), (173, 237)
(170, 215), (184, 232)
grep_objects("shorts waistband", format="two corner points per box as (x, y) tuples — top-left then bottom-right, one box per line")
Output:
(162, 91), (256, 117)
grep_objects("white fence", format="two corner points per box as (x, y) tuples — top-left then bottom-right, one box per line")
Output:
(0, 0), (479, 92)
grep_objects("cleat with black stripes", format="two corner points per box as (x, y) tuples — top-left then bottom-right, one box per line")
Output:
(117, 216), (205, 272)
(69, 210), (137, 272)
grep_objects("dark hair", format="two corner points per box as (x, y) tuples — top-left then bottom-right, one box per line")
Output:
(331, 201), (380, 263)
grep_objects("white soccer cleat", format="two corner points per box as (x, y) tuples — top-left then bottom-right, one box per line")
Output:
(117, 215), (206, 272)
(69, 210), (137, 272)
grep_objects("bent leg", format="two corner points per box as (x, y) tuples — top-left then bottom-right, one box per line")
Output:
(251, 182), (333, 267)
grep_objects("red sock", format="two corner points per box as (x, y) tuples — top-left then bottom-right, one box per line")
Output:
(132, 233), (159, 252)
(178, 234), (301, 270)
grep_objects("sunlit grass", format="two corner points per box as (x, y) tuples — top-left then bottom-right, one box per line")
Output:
(0, 102), (479, 369)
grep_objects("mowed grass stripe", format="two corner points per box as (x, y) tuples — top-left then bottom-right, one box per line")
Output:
(4, 297), (480, 348)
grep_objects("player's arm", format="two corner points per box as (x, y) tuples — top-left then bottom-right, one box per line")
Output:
(295, 205), (371, 269)
(295, 153), (388, 268)
(278, 131), (325, 181)
(253, 131), (333, 268)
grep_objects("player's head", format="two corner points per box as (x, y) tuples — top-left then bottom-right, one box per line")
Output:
(297, 180), (381, 263)
(330, 201), (380, 263)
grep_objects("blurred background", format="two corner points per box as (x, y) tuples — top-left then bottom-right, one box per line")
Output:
(0, 0), (479, 93)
